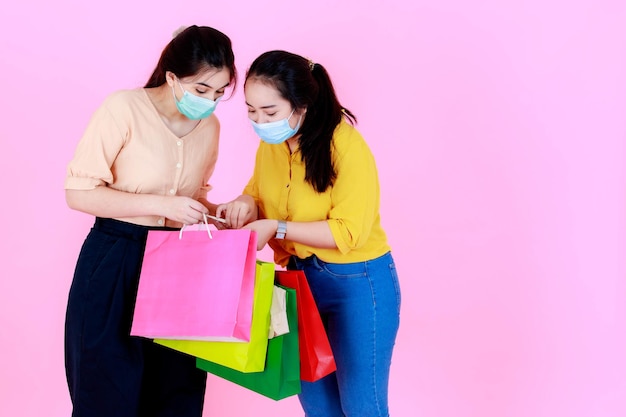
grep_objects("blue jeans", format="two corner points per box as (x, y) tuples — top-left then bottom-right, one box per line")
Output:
(289, 252), (401, 417)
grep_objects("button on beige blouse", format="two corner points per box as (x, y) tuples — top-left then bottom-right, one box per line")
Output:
(65, 88), (219, 227)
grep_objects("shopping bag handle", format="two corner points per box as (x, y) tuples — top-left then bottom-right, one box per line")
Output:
(179, 213), (215, 240)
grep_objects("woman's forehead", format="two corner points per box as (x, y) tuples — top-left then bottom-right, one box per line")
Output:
(245, 79), (287, 105)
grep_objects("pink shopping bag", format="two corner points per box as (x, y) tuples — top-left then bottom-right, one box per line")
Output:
(131, 225), (257, 342)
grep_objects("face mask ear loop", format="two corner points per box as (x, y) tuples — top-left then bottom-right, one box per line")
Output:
(171, 83), (182, 104)
(171, 77), (187, 103)
(289, 109), (304, 133)
(177, 78), (187, 93)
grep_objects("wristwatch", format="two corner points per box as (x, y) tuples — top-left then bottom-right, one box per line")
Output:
(276, 220), (287, 240)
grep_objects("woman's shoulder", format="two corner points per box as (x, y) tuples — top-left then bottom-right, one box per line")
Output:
(332, 120), (370, 155)
(101, 88), (148, 109)
(93, 88), (156, 126)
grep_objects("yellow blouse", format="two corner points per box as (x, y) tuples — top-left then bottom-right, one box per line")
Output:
(64, 88), (219, 227)
(244, 120), (391, 266)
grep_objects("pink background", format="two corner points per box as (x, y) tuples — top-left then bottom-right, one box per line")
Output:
(1, 1), (625, 416)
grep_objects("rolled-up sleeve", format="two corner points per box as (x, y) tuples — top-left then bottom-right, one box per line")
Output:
(65, 102), (126, 190)
(327, 137), (380, 254)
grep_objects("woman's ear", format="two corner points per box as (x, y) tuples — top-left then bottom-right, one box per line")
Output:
(165, 71), (176, 88)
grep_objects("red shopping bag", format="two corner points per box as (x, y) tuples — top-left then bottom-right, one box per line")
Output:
(131, 225), (257, 342)
(275, 270), (336, 382)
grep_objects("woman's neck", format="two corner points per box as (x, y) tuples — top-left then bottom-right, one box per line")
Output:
(145, 85), (201, 137)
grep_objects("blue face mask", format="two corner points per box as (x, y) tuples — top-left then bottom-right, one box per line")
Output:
(250, 109), (301, 144)
(172, 79), (219, 120)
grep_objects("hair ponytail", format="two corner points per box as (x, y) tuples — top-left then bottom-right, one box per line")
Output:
(297, 62), (356, 192)
(309, 63), (357, 125)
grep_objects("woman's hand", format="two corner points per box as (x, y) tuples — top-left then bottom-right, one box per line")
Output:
(216, 195), (258, 229)
(197, 197), (228, 229)
(162, 196), (209, 225)
(243, 219), (278, 250)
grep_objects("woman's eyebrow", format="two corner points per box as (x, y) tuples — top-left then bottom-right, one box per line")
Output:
(196, 81), (230, 89)
(245, 102), (277, 109)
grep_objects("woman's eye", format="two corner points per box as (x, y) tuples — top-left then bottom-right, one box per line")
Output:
(267, 113), (277, 117)
(195, 89), (207, 94)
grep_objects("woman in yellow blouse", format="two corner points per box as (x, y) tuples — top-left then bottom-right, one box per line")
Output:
(218, 50), (401, 417)
(64, 26), (236, 417)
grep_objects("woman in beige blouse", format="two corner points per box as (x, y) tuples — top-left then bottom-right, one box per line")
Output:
(63, 26), (236, 417)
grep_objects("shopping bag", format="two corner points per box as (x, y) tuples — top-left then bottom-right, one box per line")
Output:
(155, 260), (275, 372)
(197, 286), (301, 401)
(268, 286), (289, 338)
(130, 224), (257, 341)
(275, 270), (336, 382)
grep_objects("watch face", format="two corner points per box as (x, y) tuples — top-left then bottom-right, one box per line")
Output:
(276, 220), (287, 239)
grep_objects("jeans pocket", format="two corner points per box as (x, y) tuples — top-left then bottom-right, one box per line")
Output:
(388, 261), (402, 313)
(311, 256), (367, 279)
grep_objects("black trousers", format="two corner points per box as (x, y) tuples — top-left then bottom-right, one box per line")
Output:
(65, 218), (207, 417)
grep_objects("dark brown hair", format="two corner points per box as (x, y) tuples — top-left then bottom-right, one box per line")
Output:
(145, 25), (236, 91)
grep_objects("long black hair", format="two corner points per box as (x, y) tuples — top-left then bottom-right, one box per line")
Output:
(145, 25), (237, 90)
(246, 50), (356, 193)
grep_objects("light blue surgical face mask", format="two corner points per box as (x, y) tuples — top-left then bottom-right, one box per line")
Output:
(172, 79), (220, 120)
(250, 109), (302, 144)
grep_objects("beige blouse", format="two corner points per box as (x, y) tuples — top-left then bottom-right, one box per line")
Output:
(65, 88), (219, 227)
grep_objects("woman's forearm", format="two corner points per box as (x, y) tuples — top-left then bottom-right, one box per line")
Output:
(65, 188), (168, 218)
(279, 220), (337, 249)
(65, 187), (209, 225)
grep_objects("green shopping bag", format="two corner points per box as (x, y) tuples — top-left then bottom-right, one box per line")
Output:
(197, 286), (301, 400)
(156, 260), (275, 372)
